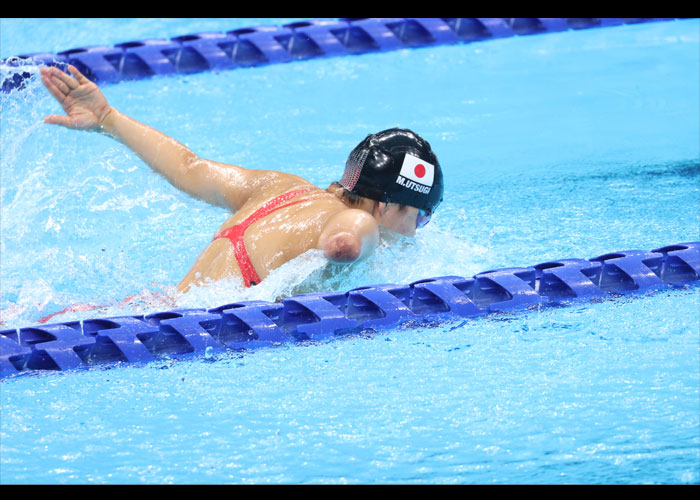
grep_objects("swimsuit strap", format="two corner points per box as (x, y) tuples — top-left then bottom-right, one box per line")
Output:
(213, 187), (315, 286)
(235, 188), (314, 231)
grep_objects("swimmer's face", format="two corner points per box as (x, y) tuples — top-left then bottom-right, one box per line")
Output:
(373, 203), (420, 237)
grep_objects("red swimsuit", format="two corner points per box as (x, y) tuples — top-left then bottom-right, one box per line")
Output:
(212, 188), (313, 287)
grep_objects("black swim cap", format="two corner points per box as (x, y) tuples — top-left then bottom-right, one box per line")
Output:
(339, 128), (443, 213)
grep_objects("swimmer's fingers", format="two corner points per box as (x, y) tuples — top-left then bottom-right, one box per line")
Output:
(43, 113), (73, 128)
(67, 64), (92, 85)
(40, 66), (92, 101)
(48, 65), (79, 91)
(40, 71), (73, 126)
(40, 67), (68, 101)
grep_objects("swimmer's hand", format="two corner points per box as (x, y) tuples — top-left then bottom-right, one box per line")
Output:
(40, 65), (112, 131)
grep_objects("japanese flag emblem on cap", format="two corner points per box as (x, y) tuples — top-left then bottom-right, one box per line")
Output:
(398, 153), (435, 187)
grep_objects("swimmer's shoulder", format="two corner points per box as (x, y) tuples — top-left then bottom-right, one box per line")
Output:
(317, 207), (379, 262)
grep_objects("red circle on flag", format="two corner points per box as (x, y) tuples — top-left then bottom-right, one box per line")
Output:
(414, 164), (426, 178)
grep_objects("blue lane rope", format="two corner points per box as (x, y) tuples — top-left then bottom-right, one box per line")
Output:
(1, 242), (698, 378)
(1, 18), (684, 92)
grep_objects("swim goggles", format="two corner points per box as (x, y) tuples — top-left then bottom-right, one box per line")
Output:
(416, 208), (432, 229)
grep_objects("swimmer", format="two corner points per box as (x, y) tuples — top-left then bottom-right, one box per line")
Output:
(40, 65), (443, 293)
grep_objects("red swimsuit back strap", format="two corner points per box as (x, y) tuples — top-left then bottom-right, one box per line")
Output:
(236, 188), (313, 231)
(213, 188), (314, 287)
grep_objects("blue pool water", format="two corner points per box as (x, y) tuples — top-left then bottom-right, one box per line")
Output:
(1, 18), (699, 484)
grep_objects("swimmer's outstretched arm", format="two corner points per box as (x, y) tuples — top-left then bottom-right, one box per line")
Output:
(40, 65), (252, 210)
